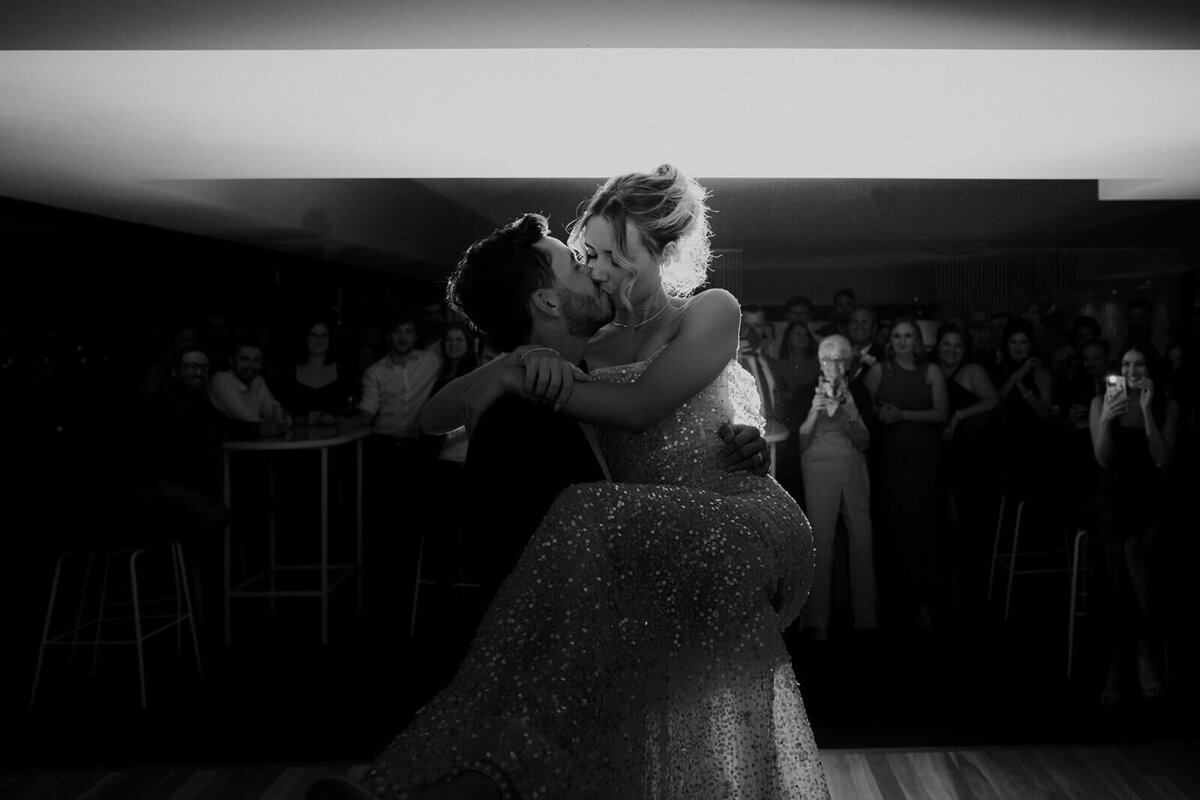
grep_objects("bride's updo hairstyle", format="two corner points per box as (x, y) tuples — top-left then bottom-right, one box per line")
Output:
(567, 164), (713, 314)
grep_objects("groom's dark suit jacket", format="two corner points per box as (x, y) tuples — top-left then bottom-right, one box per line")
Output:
(464, 394), (606, 610)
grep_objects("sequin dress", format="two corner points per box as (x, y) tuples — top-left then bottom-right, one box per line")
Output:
(362, 356), (827, 799)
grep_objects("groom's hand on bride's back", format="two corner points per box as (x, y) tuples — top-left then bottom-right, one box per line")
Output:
(718, 423), (771, 476)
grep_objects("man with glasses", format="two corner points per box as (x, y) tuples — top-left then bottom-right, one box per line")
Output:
(138, 345), (237, 638)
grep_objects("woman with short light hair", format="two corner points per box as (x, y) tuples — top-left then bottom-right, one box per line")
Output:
(798, 334), (878, 639)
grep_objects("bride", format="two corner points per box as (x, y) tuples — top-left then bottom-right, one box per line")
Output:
(343, 166), (827, 799)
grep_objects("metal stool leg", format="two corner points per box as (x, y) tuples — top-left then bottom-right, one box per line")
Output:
(129, 550), (147, 710)
(988, 495), (1007, 602)
(1068, 529), (1086, 677)
(92, 554), (113, 677)
(70, 553), (95, 662)
(409, 533), (426, 638)
(30, 554), (68, 707)
(1004, 501), (1027, 623)
(171, 541), (184, 656)
(175, 542), (203, 675)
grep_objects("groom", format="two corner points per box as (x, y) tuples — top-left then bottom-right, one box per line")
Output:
(450, 213), (771, 609)
(306, 213), (771, 800)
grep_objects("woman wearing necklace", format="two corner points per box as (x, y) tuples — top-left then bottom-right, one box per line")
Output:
(354, 166), (826, 800)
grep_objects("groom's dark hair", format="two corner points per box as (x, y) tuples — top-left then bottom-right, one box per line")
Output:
(447, 213), (557, 352)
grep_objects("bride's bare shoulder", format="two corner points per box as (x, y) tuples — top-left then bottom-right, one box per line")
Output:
(678, 289), (740, 325)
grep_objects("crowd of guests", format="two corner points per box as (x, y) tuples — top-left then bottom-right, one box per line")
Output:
(81, 283), (1198, 707)
(742, 289), (1199, 706)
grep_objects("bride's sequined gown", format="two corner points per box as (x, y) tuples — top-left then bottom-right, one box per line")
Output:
(362, 357), (827, 799)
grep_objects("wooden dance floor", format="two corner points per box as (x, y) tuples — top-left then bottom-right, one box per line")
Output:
(3, 743), (1197, 799)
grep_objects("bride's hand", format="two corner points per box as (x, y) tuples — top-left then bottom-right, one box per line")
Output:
(522, 354), (590, 412)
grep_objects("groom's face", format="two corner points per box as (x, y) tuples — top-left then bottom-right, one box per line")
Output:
(535, 236), (614, 337)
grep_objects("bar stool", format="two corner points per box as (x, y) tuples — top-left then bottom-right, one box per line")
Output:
(30, 536), (202, 710)
(1066, 528), (1173, 688)
(1067, 528), (1090, 677)
(988, 494), (1073, 622)
(409, 528), (480, 638)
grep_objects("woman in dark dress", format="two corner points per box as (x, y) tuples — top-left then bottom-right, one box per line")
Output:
(284, 321), (350, 424)
(1090, 345), (1178, 706)
(934, 324), (1000, 616)
(865, 318), (948, 630)
(992, 319), (1056, 500)
(773, 321), (820, 506)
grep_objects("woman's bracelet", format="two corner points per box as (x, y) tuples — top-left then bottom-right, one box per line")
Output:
(518, 346), (561, 367)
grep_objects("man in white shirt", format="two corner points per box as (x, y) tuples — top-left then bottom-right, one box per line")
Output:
(738, 309), (782, 428)
(351, 313), (443, 614)
(353, 315), (442, 440)
(209, 340), (291, 436)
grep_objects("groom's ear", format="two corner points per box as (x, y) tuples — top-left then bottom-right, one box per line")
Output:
(531, 288), (561, 318)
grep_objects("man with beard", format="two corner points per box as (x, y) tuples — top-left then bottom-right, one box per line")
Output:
(443, 214), (770, 610)
(816, 287), (857, 339)
(209, 339), (291, 435)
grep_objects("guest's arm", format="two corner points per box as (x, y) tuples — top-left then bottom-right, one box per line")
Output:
(1090, 392), (1125, 468)
(208, 372), (260, 423)
(842, 391), (870, 450)
(896, 364), (949, 424)
(1018, 366), (1055, 422)
(797, 394), (826, 451)
(1139, 379), (1178, 468)
(948, 364), (1000, 435)
(863, 362), (883, 403)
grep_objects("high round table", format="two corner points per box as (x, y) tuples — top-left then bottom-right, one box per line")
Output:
(221, 424), (370, 645)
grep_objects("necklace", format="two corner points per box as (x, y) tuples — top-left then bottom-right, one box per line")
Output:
(611, 298), (671, 330)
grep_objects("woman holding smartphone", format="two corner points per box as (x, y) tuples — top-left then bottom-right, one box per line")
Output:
(1089, 344), (1178, 706)
(797, 335), (877, 641)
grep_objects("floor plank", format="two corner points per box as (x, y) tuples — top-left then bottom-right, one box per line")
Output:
(6, 743), (1198, 800)
(1031, 747), (1122, 800)
(945, 751), (1005, 800)
(822, 752), (883, 800)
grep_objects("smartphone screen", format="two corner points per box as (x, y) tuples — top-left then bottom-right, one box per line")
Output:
(1105, 374), (1127, 403)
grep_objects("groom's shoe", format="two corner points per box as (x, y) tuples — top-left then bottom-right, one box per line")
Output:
(305, 774), (377, 799)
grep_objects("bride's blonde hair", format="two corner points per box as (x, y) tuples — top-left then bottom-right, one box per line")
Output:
(566, 164), (713, 315)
